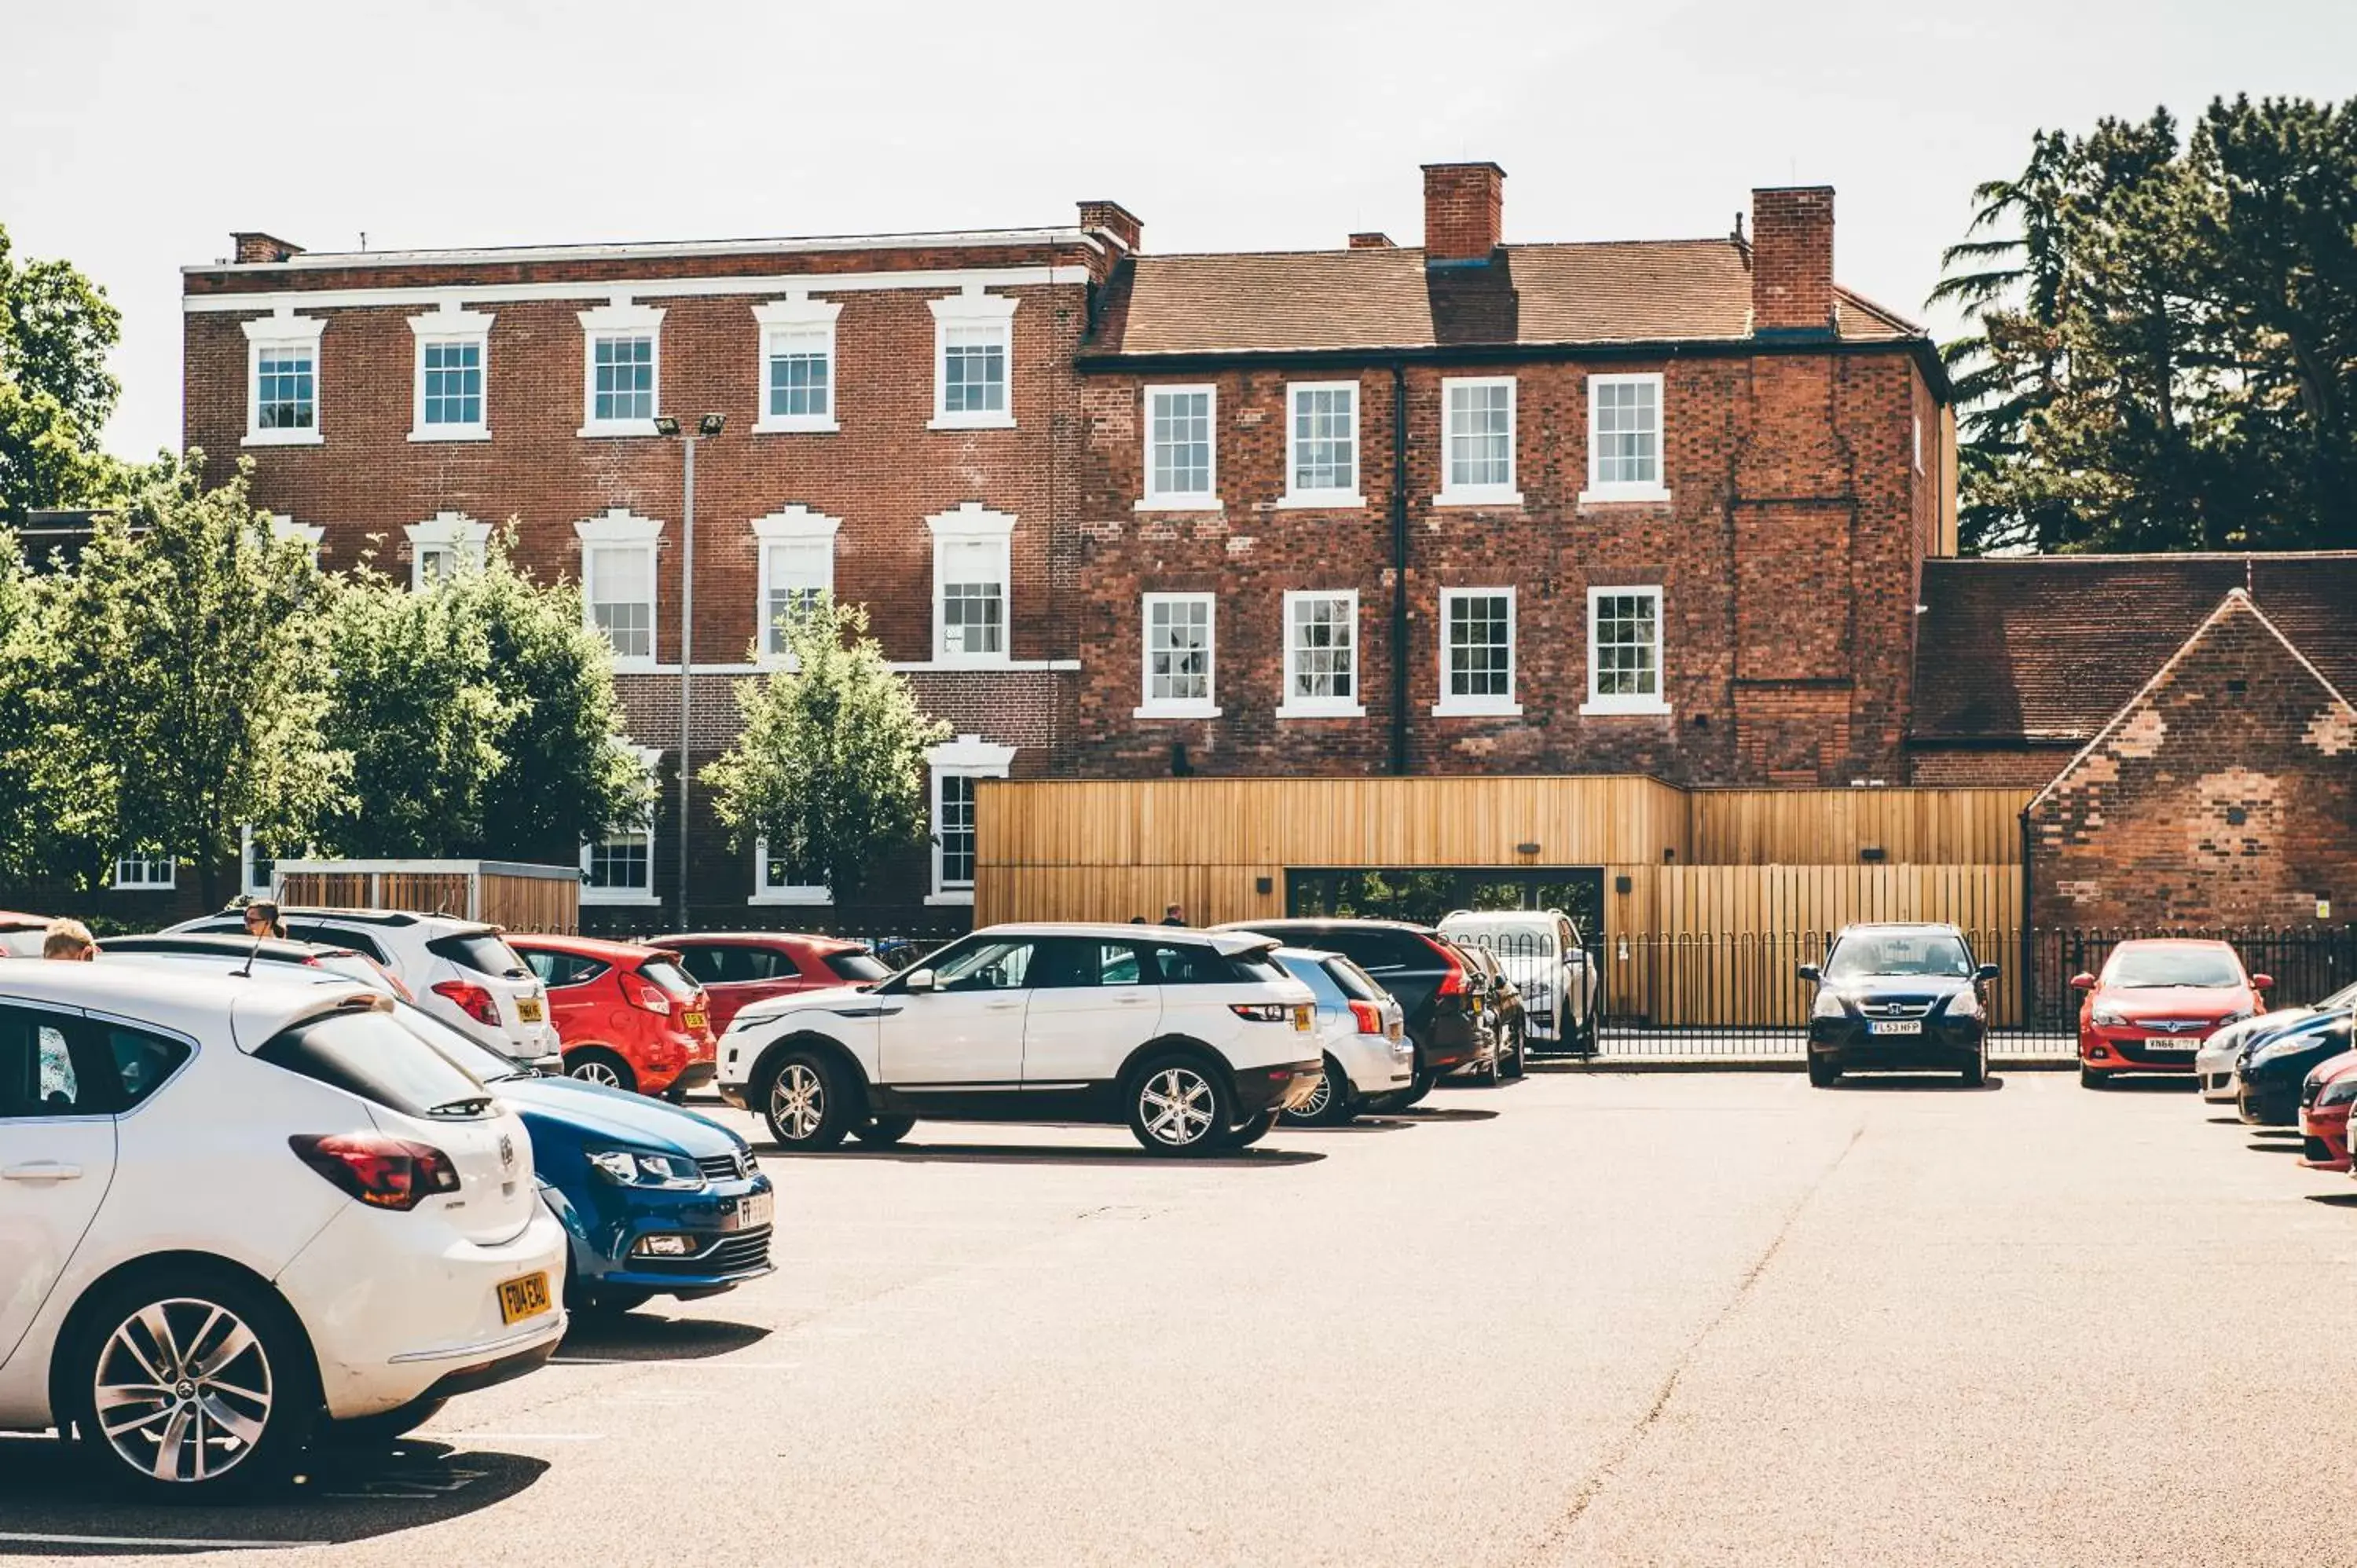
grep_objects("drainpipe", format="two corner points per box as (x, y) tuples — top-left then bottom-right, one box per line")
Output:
(2018, 804), (2035, 1028)
(1390, 359), (1410, 775)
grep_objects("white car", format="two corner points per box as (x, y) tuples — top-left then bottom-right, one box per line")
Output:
(170, 907), (559, 1071)
(1273, 947), (1412, 1125)
(2197, 980), (2357, 1101)
(716, 923), (1323, 1155)
(0, 965), (568, 1499)
(1436, 909), (1598, 1052)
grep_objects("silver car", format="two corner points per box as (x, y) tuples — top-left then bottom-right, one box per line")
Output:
(1274, 947), (1413, 1125)
(2197, 980), (2357, 1101)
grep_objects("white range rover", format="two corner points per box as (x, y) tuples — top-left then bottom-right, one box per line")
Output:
(716, 923), (1323, 1156)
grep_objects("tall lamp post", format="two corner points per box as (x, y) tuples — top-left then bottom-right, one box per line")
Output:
(654, 412), (724, 925)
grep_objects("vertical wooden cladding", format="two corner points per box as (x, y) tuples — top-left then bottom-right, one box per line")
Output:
(1688, 789), (2029, 865)
(275, 863), (581, 934)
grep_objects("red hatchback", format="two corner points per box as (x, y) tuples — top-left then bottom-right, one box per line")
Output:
(650, 931), (895, 1035)
(511, 934), (718, 1100)
(2073, 938), (2270, 1090)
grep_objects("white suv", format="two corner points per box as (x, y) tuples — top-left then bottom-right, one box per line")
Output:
(0, 965), (567, 1499)
(716, 923), (1322, 1156)
(170, 907), (559, 1070)
(1436, 909), (1599, 1053)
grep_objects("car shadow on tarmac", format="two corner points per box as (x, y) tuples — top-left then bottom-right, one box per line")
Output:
(1822, 1075), (2008, 1093)
(1392, 1104), (1504, 1121)
(2303, 1192), (2357, 1208)
(751, 1139), (1325, 1168)
(0, 1431), (547, 1555)
(556, 1312), (772, 1362)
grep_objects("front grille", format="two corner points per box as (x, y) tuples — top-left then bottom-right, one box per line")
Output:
(1857, 1000), (1935, 1020)
(636, 1227), (772, 1276)
(695, 1152), (749, 1182)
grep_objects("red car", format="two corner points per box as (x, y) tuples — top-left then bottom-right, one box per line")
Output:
(510, 933), (718, 1100)
(0, 910), (54, 958)
(2300, 1051), (2357, 1171)
(651, 931), (895, 1035)
(2073, 937), (2270, 1090)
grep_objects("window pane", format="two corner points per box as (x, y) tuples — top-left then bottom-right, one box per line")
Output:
(1447, 383), (1511, 488)
(1149, 390), (1212, 497)
(590, 546), (654, 660)
(1593, 592), (1659, 698)
(422, 339), (483, 427)
(937, 774), (979, 888)
(943, 326), (1006, 414)
(588, 831), (651, 891)
(1446, 592), (1513, 698)
(767, 330), (831, 419)
(939, 541), (1004, 657)
(0, 1011), (89, 1118)
(1146, 597), (1211, 702)
(256, 349), (315, 430)
(1291, 387), (1356, 493)
(1595, 379), (1659, 485)
(1289, 596), (1355, 700)
(593, 335), (654, 422)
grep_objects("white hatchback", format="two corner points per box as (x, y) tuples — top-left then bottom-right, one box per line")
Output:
(0, 965), (567, 1499)
(1437, 909), (1599, 1051)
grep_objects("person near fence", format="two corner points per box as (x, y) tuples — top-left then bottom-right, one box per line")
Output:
(42, 920), (96, 961)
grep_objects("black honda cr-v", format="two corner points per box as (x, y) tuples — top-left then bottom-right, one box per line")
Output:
(1798, 921), (1999, 1087)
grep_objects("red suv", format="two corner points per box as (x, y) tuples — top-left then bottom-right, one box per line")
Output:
(651, 931), (894, 1035)
(2073, 937), (2269, 1090)
(510, 933), (718, 1100)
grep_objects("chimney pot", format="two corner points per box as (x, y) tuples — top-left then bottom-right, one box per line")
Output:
(1421, 162), (1505, 266)
(1348, 231), (1396, 249)
(1077, 200), (1143, 254)
(1748, 186), (1835, 337)
(232, 232), (305, 265)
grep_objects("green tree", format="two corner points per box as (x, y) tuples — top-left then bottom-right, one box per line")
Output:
(0, 227), (126, 521)
(46, 458), (346, 906)
(701, 599), (948, 903)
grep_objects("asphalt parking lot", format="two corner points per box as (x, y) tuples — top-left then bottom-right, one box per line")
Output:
(6, 1068), (2355, 1566)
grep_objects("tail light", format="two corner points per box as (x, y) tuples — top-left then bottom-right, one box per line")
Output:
(619, 969), (673, 1016)
(1230, 1003), (1290, 1022)
(1348, 999), (1384, 1035)
(432, 979), (501, 1027)
(1425, 939), (1470, 996)
(289, 1132), (460, 1211)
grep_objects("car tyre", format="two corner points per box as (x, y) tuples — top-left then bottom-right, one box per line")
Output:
(63, 1264), (320, 1502)
(2080, 1064), (2105, 1090)
(1396, 1064), (1437, 1108)
(1127, 1054), (1233, 1156)
(762, 1048), (853, 1151)
(566, 1046), (636, 1094)
(1220, 1108), (1281, 1149)
(853, 1115), (916, 1147)
(1505, 1023), (1527, 1079)
(1807, 1053), (1841, 1088)
(324, 1394), (448, 1449)
(1961, 1035), (1988, 1088)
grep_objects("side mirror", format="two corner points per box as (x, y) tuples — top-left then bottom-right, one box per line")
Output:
(2252, 973), (2274, 991)
(1975, 963), (2001, 984)
(2069, 973), (2097, 991)
(1795, 963), (1821, 984)
(903, 968), (938, 994)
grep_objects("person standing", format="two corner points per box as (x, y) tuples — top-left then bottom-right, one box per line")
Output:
(42, 919), (96, 961)
(1160, 903), (1187, 927)
(243, 899), (288, 940)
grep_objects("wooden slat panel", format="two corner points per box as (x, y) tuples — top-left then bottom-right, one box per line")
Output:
(1689, 788), (2031, 865)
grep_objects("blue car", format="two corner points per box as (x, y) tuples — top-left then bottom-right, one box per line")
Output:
(394, 1002), (775, 1314)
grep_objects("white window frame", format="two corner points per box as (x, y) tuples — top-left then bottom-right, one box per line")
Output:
(1582, 585), (1673, 716)
(1435, 376), (1520, 506)
(925, 735), (1017, 905)
(1135, 592), (1219, 719)
(577, 298), (664, 438)
(405, 511), (491, 590)
(408, 301), (493, 442)
(750, 837), (832, 906)
(268, 515), (324, 566)
(1138, 384), (1221, 511)
(927, 285), (1017, 431)
(750, 293), (841, 434)
(926, 502), (1015, 666)
(751, 505), (840, 662)
(580, 746), (662, 907)
(1280, 380), (1364, 507)
(1914, 409), (1925, 473)
(1277, 588), (1365, 720)
(239, 825), (277, 900)
(1434, 586), (1521, 717)
(241, 308), (325, 447)
(113, 852), (176, 891)
(1580, 372), (1670, 504)
(575, 508), (664, 670)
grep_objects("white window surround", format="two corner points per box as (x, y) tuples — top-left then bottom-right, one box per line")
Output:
(1914, 410), (1925, 473)
(1138, 384), (1221, 511)
(575, 508), (664, 670)
(405, 511), (491, 590)
(1579, 372), (1670, 504)
(926, 502), (1015, 665)
(1434, 586), (1522, 717)
(1435, 376), (1521, 507)
(1582, 584), (1673, 716)
(407, 301), (493, 441)
(241, 308), (325, 447)
(927, 285), (1017, 431)
(750, 294), (842, 434)
(113, 852), (176, 891)
(268, 515), (324, 563)
(1280, 380), (1365, 507)
(751, 505), (841, 661)
(577, 298), (665, 438)
(239, 825), (277, 900)
(581, 745), (663, 906)
(926, 734), (1017, 905)
(1277, 588), (1365, 720)
(1135, 592), (1219, 719)
(751, 837), (831, 906)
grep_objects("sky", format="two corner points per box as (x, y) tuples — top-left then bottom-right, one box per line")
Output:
(3, 0), (2352, 460)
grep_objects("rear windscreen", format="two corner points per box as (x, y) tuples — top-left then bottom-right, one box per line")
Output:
(256, 1006), (494, 1118)
(1324, 957), (1388, 1002)
(1277, 956), (1345, 1004)
(1315, 930), (1431, 973)
(427, 931), (528, 977)
(640, 958), (702, 999)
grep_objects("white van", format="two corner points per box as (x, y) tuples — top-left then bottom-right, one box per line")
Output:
(1435, 909), (1598, 1053)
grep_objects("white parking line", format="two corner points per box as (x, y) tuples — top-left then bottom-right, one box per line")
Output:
(414, 1430), (607, 1443)
(548, 1357), (801, 1369)
(0, 1533), (327, 1549)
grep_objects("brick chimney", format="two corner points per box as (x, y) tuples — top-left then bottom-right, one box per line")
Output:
(1348, 231), (1395, 249)
(1422, 163), (1505, 265)
(1749, 186), (1835, 337)
(1077, 200), (1142, 254)
(232, 232), (305, 264)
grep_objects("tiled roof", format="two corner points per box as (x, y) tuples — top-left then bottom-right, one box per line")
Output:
(1912, 555), (2357, 743)
(1085, 239), (1920, 357)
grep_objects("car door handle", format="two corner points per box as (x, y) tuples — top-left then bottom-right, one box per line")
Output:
(1115, 994), (1153, 1005)
(2, 1161), (82, 1182)
(984, 999), (1023, 1011)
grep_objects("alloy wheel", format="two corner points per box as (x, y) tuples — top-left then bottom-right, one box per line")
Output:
(771, 1062), (825, 1141)
(1140, 1067), (1216, 1147)
(93, 1299), (274, 1485)
(570, 1059), (622, 1088)
(1295, 1069), (1333, 1121)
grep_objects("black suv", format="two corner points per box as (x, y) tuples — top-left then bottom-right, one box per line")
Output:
(1798, 921), (1999, 1087)
(1215, 918), (1492, 1108)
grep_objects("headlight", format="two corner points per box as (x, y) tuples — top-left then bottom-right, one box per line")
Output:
(1948, 988), (1985, 1019)
(2091, 1006), (2126, 1028)
(2319, 1076), (2357, 1108)
(2219, 1009), (2254, 1028)
(587, 1148), (706, 1189)
(1812, 990), (1847, 1020)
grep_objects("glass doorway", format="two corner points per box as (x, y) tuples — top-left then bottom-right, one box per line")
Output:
(1285, 867), (1606, 943)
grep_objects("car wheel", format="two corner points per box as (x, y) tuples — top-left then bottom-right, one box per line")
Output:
(762, 1050), (852, 1151)
(1396, 1064), (1437, 1108)
(2080, 1064), (2105, 1090)
(853, 1115), (916, 1146)
(566, 1046), (636, 1094)
(1481, 1046), (1503, 1086)
(1961, 1035), (1988, 1088)
(1281, 1058), (1351, 1127)
(1127, 1056), (1232, 1156)
(1807, 1053), (1840, 1088)
(1506, 1024), (1527, 1079)
(1220, 1108), (1281, 1149)
(324, 1394), (448, 1449)
(64, 1266), (319, 1500)
(662, 1084), (689, 1105)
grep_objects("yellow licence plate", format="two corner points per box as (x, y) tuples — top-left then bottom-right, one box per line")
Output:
(497, 1271), (552, 1324)
(682, 1010), (708, 1032)
(1292, 1005), (1312, 1031)
(517, 998), (544, 1023)
(1469, 995), (1484, 1013)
